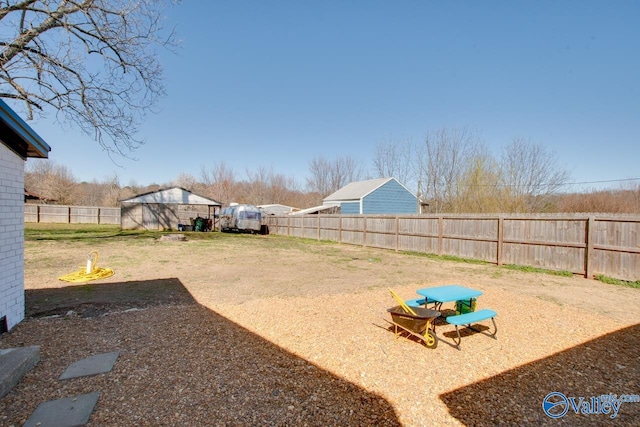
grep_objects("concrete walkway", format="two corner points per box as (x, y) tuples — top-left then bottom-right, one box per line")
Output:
(0, 346), (40, 399)
(3, 350), (119, 427)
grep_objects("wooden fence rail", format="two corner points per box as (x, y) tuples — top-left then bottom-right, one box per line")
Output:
(24, 205), (640, 282)
(25, 204), (121, 225)
(264, 214), (640, 282)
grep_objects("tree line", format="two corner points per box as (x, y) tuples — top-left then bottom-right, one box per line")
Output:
(25, 127), (640, 214)
(4, 4), (637, 214)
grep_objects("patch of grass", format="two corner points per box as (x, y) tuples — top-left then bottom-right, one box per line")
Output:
(501, 264), (573, 277)
(595, 275), (640, 289)
(25, 223), (235, 244)
(502, 264), (573, 277)
(399, 251), (490, 265)
(491, 270), (504, 279)
(26, 223), (162, 242)
(535, 294), (564, 306)
(441, 254), (489, 265)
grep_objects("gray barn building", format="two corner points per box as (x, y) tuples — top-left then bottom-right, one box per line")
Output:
(120, 187), (222, 231)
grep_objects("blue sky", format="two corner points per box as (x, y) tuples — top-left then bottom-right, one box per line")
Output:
(27, 1), (640, 192)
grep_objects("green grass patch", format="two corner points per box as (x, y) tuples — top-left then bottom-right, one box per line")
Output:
(399, 250), (490, 265)
(594, 274), (640, 289)
(535, 294), (564, 306)
(25, 223), (231, 243)
(501, 264), (573, 277)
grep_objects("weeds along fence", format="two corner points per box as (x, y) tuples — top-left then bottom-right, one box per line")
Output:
(264, 214), (640, 282)
(25, 204), (121, 225)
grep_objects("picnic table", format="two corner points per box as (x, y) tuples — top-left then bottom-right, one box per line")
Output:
(415, 285), (497, 350)
(416, 284), (482, 311)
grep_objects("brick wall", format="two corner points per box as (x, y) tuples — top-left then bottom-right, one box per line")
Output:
(0, 143), (25, 331)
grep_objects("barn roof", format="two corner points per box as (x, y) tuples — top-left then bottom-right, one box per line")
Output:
(323, 177), (395, 202)
(120, 187), (222, 206)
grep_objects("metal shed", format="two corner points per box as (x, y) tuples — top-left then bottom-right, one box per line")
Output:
(323, 177), (418, 215)
(120, 187), (222, 231)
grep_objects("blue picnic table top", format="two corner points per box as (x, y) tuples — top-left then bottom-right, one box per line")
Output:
(416, 285), (482, 303)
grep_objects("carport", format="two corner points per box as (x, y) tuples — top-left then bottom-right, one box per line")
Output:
(120, 187), (222, 231)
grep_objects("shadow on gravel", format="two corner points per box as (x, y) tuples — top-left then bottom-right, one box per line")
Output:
(4, 279), (401, 426)
(25, 278), (196, 318)
(440, 324), (640, 426)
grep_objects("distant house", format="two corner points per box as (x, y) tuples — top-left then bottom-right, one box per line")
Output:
(0, 100), (51, 332)
(24, 189), (52, 203)
(258, 204), (298, 216)
(290, 205), (338, 216)
(120, 187), (222, 231)
(323, 177), (418, 215)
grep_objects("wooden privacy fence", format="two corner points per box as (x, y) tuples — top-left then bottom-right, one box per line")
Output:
(25, 204), (121, 225)
(264, 214), (640, 282)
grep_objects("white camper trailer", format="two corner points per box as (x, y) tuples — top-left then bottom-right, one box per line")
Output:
(220, 204), (263, 233)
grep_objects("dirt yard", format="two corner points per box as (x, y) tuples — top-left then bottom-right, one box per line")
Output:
(2, 231), (640, 426)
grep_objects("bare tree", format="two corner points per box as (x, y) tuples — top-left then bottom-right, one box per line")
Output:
(172, 172), (199, 192)
(0, 0), (178, 155)
(500, 138), (571, 212)
(555, 182), (640, 214)
(306, 155), (364, 197)
(453, 153), (504, 213)
(25, 159), (78, 204)
(416, 127), (482, 213)
(372, 136), (415, 189)
(201, 161), (236, 205)
(306, 157), (332, 196)
(100, 173), (122, 206)
(239, 166), (299, 206)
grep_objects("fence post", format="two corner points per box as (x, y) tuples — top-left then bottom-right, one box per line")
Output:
(362, 216), (367, 248)
(317, 216), (320, 241)
(68, 206), (71, 224)
(585, 216), (595, 279)
(395, 216), (399, 252)
(437, 216), (443, 255)
(37, 205), (41, 223)
(497, 216), (504, 266)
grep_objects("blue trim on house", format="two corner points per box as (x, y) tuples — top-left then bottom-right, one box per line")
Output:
(0, 99), (50, 158)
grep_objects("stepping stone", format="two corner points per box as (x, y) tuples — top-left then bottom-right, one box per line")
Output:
(23, 391), (101, 427)
(59, 352), (119, 380)
(0, 346), (40, 398)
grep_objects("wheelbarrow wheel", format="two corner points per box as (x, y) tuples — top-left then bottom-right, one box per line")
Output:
(423, 330), (438, 349)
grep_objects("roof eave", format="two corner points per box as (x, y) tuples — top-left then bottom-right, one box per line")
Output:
(0, 99), (51, 158)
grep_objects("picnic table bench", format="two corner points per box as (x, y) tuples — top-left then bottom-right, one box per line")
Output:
(446, 308), (498, 350)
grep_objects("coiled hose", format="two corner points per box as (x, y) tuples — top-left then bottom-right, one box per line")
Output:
(58, 251), (115, 283)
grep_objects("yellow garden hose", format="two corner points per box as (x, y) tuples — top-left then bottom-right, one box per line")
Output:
(58, 251), (115, 283)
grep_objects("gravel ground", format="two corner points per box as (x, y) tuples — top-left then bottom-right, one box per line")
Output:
(1, 234), (639, 426)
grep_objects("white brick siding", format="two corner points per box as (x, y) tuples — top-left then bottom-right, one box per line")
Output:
(0, 143), (25, 331)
